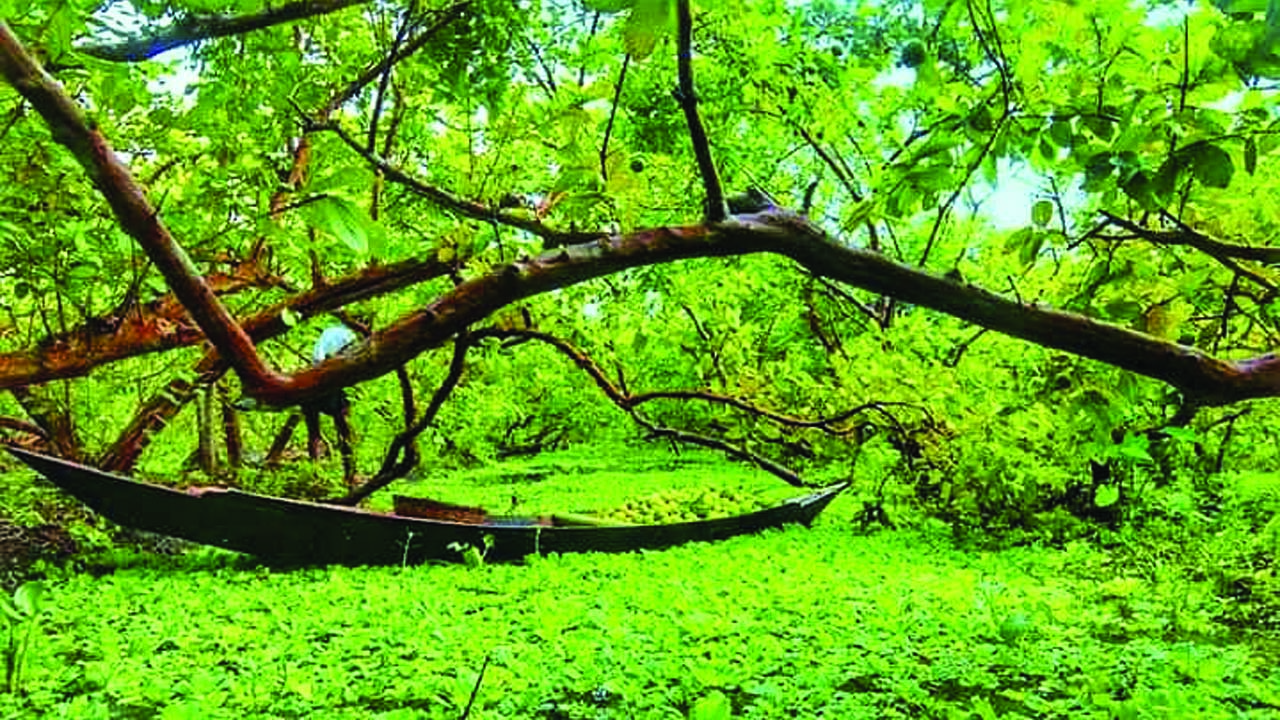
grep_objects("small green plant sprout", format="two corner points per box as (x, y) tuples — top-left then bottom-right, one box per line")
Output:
(690, 689), (732, 720)
(0, 581), (47, 694)
(1100, 577), (1145, 620)
(448, 535), (495, 568)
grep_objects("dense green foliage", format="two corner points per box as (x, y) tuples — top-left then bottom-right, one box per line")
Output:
(0, 0), (1278, 537)
(1, 0), (1280, 715)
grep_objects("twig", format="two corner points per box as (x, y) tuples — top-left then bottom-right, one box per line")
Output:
(366, 2), (417, 154)
(313, 120), (606, 247)
(458, 655), (490, 720)
(943, 328), (988, 368)
(600, 54), (631, 182)
(320, 3), (470, 118)
(1213, 409), (1248, 473)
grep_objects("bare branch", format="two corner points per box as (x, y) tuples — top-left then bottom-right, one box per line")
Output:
(315, 120), (608, 246)
(471, 328), (811, 487)
(600, 54), (631, 182)
(335, 334), (473, 505)
(1100, 210), (1280, 291)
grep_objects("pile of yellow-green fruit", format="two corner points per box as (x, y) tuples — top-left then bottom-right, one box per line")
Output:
(597, 487), (768, 525)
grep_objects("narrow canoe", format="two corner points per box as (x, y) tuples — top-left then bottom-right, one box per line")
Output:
(6, 446), (848, 566)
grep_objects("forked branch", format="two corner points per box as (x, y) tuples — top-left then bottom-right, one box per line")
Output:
(471, 327), (813, 487)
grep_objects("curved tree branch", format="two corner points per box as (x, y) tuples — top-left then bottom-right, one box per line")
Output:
(78, 0), (373, 61)
(261, 211), (1280, 409)
(334, 333), (474, 505)
(1101, 210), (1280, 287)
(470, 328), (810, 487)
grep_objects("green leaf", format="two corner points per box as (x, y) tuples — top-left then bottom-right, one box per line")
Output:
(1094, 484), (1120, 508)
(1187, 143), (1235, 188)
(1121, 171), (1163, 210)
(1081, 115), (1114, 142)
(905, 166), (953, 191)
(13, 582), (44, 617)
(300, 195), (377, 256)
(582, 0), (635, 10)
(1031, 200), (1053, 227)
(690, 690), (732, 720)
(1004, 227), (1043, 267)
(1048, 119), (1073, 147)
(0, 595), (21, 624)
(1104, 299), (1144, 322)
(1116, 437), (1154, 463)
(968, 105), (993, 133)
(1219, 0), (1270, 11)
(63, 262), (100, 290)
(1083, 152), (1113, 191)
(623, 0), (673, 60)
(1245, 136), (1258, 174)
(46, 4), (77, 63)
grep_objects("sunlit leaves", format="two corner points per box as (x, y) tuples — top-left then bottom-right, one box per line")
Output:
(1031, 200), (1053, 227)
(581, 0), (674, 60)
(689, 690), (732, 720)
(581, 0), (638, 12)
(299, 195), (383, 258)
(624, 0), (674, 60)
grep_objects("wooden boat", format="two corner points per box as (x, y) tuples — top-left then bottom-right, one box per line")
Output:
(6, 447), (848, 566)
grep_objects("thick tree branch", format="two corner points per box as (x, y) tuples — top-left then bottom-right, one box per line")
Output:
(257, 211), (1280, 409)
(0, 256), (448, 389)
(0, 22), (285, 393)
(78, 0), (372, 61)
(1101, 210), (1280, 279)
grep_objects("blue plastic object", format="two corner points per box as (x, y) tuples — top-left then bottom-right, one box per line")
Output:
(313, 326), (359, 364)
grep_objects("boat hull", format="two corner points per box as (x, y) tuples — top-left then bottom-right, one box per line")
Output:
(6, 447), (846, 565)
